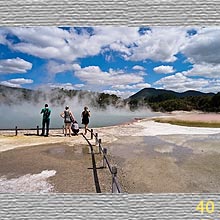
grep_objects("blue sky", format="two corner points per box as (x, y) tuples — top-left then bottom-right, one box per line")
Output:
(0, 26), (220, 98)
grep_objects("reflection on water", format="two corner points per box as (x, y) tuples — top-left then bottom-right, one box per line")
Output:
(45, 145), (89, 160)
(108, 136), (193, 164)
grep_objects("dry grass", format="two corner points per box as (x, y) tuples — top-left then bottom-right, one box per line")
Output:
(154, 118), (220, 128)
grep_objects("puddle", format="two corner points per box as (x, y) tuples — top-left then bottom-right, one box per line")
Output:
(44, 145), (89, 160)
(108, 136), (193, 164)
(144, 136), (193, 164)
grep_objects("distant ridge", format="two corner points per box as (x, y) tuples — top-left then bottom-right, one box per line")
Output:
(129, 88), (215, 100)
(128, 87), (220, 112)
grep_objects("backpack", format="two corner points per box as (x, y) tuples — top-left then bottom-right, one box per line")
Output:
(64, 110), (71, 123)
(71, 121), (79, 134)
(44, 108), (50, 119)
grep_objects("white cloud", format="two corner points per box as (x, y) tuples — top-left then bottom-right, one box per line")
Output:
(3, 27), (140, 63)
(0, 81), (21, 88)
(72, 64), (144, 86)
(132, 65), (145, 71)
(112, 83), (151, 90)
(153, 65), (175, 74)
(8, 78), (33, 84)
(126, 27), (190, 62)
(183, 63), (220, 78)
(47, 61), (74, 74)
(0, 77), (33, 88)
(5, 27), (76, 62)
(2, 27), (191, 64)
(154, 73), (209, 92)
(0, 58), (32, 74)
(202, 79), (220, 93)
(102, 89), (135, 98)
(182, 27), (220, 65)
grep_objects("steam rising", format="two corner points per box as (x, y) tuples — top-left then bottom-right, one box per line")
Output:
(0, 87), (158, 129)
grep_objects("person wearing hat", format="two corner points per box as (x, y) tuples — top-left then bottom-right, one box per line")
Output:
(60, 105), (74, 137)
(40, 103), (51, 137)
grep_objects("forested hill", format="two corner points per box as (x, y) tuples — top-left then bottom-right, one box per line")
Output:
(128, 88), (220, 112)
(0, 85), (123, 109)
(129, 88), (215, 100)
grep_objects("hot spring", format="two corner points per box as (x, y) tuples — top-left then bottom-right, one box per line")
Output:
(0, 103), (160, 129)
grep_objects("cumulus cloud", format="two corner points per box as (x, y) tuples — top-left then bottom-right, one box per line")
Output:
(182, 27), (220, 65)
(8, 78), (33, 84)
(2, 27), (140, 63)
(153, 65), (175, 74)
(183, 63), (220, 78)
(2, 27), (191, 64)
(102, 89), (135, 98)
(202, 79), (220, 93)
(154, 72), (209, 92)
(0, 58), (32, 74)
(4, 27), (76, 62)
(132, 65), (146, 71)
(112, 83), (151, 90)
(46, 61), (74, 75)
(0, 81), (21, 88)
(72, 64), (144, 86)
(0, 77), (33, 88)
(125, 27), (190, 62)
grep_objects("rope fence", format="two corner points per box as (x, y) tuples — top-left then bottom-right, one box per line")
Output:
(87, 128), (122, 193)
(0, 125), (70, 136)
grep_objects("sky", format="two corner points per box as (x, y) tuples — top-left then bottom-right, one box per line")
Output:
(0, 26), (220, 98)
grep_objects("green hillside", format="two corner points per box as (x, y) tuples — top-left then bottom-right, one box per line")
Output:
(129, 88), (214, 100)
(128, 88), (219, 112)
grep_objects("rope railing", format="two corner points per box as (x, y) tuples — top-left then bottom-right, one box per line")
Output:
(0, 125), (69, 136)
(82, 133), (102, 193)
(86, 128), (122, 193)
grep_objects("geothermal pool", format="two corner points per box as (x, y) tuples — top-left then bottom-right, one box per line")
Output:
(0, 103), (160, 129)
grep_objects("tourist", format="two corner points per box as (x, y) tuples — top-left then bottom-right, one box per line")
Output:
(60, 106), (74, 137)
(81, 106), (90, 135)
(71, 120), (79, 135)
(40, 103), (51, 137)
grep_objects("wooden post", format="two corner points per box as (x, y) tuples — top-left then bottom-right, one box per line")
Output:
(112, 166), (117, 193)
(95, 133), (98, 145)
(103, 148), (107, 168)
(98, 138), (102, 154)
(37, 126), (39, 136)
(91, 129), (93, 139)
(15, 126), (18, 136)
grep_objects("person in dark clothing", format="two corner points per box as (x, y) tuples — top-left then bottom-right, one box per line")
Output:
(81, 106), (90, 135)
(40, 104), (51, 136)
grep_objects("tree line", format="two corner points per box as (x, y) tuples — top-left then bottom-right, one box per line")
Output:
(128, 92), (220, 112)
